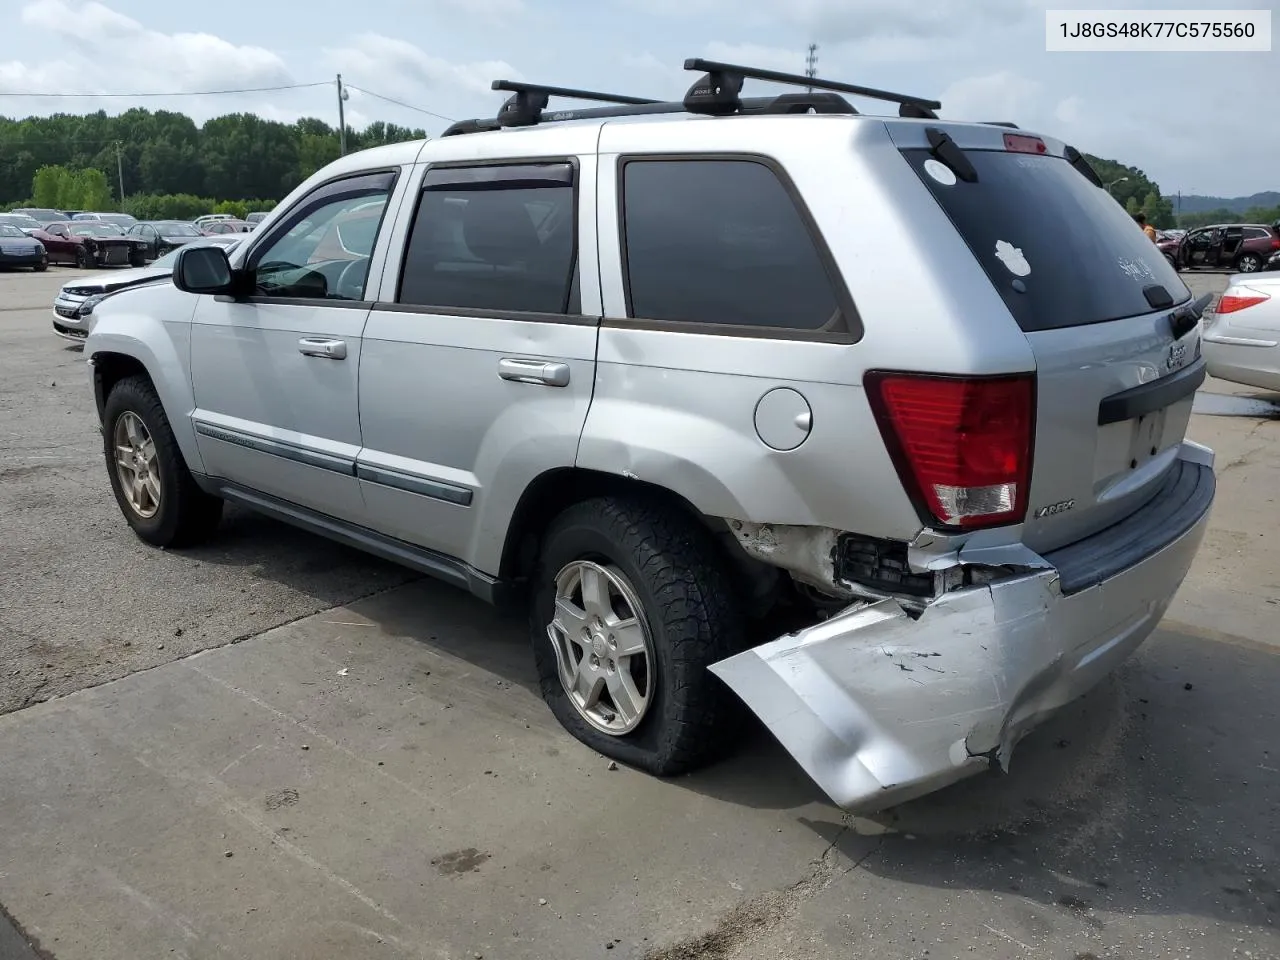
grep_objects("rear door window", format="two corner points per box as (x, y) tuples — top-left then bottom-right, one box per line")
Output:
(398, 163), (579, 315)
(903, 148), (1190, 331)
(619, 158), (845, 332)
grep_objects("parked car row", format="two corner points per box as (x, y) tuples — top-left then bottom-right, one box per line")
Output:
(0, 207), (270, 270)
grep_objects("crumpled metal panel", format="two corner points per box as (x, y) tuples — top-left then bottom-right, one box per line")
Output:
(710, 576), (1055, 810)
(710, 499), (1209, 812)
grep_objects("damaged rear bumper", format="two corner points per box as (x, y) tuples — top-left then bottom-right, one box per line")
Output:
(710, 449), (1216, 812)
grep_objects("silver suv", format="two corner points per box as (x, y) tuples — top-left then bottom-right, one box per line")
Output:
(82, 60), (1216, 811)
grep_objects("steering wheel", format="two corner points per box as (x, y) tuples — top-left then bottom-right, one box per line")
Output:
(335, 258), (370, 301)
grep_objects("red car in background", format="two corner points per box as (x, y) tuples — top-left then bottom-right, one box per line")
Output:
(1158, 223), (1280, 273)
(40, 221), (149, 268)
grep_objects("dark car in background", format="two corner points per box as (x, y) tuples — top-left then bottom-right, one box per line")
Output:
(126, 220), (204, 261)
(12, 208), (70, 226)
(42, 221), (148, 268)
(1164, 223), (1280, 273)
(0, 223), (47, 271)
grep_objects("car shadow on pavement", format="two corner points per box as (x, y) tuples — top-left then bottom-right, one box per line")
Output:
(178, 505), (422, 607)
(817, 625), (1280, 937)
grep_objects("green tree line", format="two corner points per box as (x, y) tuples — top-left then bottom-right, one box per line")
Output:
(0, 108), (427, 209)
(1176, 205), (1280, 230)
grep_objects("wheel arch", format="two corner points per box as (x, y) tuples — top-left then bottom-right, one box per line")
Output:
(88, 318), (205, 476)
(497, 467), (782, 616)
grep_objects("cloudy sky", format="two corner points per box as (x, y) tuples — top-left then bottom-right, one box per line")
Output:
(1, 0), (1275, 197)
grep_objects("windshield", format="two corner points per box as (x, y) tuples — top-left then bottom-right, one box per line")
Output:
(160, 223), (201, 237)
(904, 148), (1191, 331)
(0, 225), (26, 238)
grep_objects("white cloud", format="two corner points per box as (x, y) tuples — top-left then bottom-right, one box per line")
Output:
(782, 0), (1033, 42)
(939, 71), (1042, 124)
(1054, 96), (1083, 125)
(12, 0), (292, 92)
(326, 34), (520, 98)
(625, 0), (1032, 42)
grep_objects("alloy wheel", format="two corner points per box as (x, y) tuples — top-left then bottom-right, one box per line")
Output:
(546, 560), (654, 735)
(113, 411), (161, 519)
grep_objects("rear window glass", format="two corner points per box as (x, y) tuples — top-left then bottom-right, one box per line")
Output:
(903, 148), (1190, 331)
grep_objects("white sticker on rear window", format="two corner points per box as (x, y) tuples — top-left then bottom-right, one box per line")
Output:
(994, 240), (1031, 277)
(923, 158), (958, 186)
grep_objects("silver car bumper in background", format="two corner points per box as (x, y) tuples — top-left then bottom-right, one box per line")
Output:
(711, 442), (1216, 812)
(52, 297), (91, 342)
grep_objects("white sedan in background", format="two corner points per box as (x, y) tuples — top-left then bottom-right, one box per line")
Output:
(52, 235), (244, 344)
(1203, 272), (1280, 392)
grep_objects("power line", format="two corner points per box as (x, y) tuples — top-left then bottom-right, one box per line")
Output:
(344, 85), (455, 124)
(0, 81), (332, 99)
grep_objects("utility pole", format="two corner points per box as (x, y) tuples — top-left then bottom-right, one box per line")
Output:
(336, 74), (349, 156)
(114, 141), (124, 204)
(805, 44), (819, 92)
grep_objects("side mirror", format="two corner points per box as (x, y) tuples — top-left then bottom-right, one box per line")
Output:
(174, 245), (234, 295)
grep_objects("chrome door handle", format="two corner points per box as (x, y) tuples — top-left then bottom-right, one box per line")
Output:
(298, 338), (347, 360)
(498, 358), (570, 387)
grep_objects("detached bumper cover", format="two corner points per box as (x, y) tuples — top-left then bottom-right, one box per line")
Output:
(711, 448), (1215, 812)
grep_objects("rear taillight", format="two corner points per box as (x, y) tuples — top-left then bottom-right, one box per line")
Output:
(866, 372), (1036, 530)
(1269, 237), (1280, 250)
(1217, 290), (1271, 314)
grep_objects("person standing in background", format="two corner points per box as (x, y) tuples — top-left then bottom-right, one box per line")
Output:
(1133, 212), (1158, 242)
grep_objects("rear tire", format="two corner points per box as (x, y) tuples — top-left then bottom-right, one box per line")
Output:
(102, 375), (223, 548)
(1237, 253), (1262, 273)
(529, 496), (745, 776)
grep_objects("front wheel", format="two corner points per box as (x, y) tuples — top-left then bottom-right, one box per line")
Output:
(529, 496), (744, 775)
(33, 260), (47, 272)
(74, 246), (92, 269)
(1237, 253), (1262, 273)
(102, 375), (223, 547)
(1164, 253), (1178, 272)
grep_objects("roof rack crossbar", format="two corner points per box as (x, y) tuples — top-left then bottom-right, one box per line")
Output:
(490, 80), (660, 106)
(491, 79), (663, 129)
(683, 58), (941, 110)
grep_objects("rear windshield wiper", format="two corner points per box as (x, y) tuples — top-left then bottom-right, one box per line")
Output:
(925, 127), (978, 183)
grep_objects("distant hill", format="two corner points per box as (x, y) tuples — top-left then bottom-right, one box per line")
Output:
(1176, 191), (1280, 215)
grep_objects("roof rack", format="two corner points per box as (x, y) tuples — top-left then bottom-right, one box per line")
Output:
(440, 57), (941, 136)
(681, 58), (940, 118)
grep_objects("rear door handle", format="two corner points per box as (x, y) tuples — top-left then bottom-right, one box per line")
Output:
(498, 358), (570, 387)
(298, 338), (347, 360)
